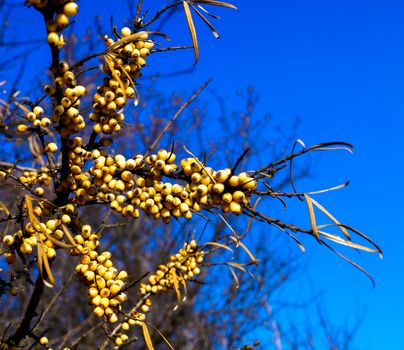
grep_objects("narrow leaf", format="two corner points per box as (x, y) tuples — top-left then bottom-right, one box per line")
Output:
(42, 229), (75, 249)
(190, 3), (220, 38)
(61, 224), (77, 247)
(246, 198), (261, 233)
(230, 236), (257, 264)
(145, 321), (175, 350)
(228, 266), (240, 288)
(321, 240), (376, 288)
(183, 1), (199, 64)
(226, 261), (246, 272)
(141, 322), (155, 350)
(304, 194), (320, 242)
(171, 268), (181, 301)
(309, 196), (350, 239)
(204, 241), (234, 253)
(317, 230), (379, 253)
(192, 0), (238, 10)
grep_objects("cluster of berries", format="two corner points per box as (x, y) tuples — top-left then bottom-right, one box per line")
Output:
(39, 1), (79, 48)
(72, 224), (129, 327)
(113, 240), (204, 346)
(17, 61), (86, 141)
(74, 149), (257, 222)
(2, 206), (74, 264)
(16, 166), (52, 197)
(90, 28), (154, 134)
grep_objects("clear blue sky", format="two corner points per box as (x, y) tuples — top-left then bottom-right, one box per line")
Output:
(4, 0), (404, 348)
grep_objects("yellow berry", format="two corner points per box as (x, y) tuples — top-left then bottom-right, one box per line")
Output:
(121, 27), (132, 37)
(63, 2), (78, 16)
(2, 235), (14, 246)
(17, 124), (28, 133)
(56, 13), (69, 27)
(47, 142), (58, 153)
(39, 336), (48, 345)
(35, 187), (44, 196)
(93, 306), (104, 318)
(47, 32), (59, 45)
(61, 214), (71, 224)
(33, 106), (44, 116)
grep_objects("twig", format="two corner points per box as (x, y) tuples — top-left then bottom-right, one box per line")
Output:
(134, 0), (143, 24)
(0, 161), (37, 172)
(99, 293), (151, 350)
(145, 79), (211, 155)
(33, 272), (75, 330)
(151, 45), (192, 53)
(7, 276), (44, 346)
(142, 1), (183, 28)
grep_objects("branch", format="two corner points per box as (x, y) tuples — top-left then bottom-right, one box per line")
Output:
(142, 1), (183, 28)
(7, 275), (44, 346)
(145, 78), (211, 155)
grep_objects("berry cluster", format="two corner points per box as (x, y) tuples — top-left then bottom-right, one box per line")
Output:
(17, 166), (52, 197)
(73, 149), (257, 222)
(17, 61), (86, 140)
(72, 224), (129, 328)
(90, 28), (154, 134)
(60, 137), (94, 202)
(2, 211), (72, 262)
(114, 240), (204, 346)
(51, 62), (87, 138)
(40, 1), (79, 48)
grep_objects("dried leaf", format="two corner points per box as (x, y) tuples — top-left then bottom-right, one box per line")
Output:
(42, 229), (75, 249)
(318, 223), (383, 258)
(321, 240), (376, 288)
(309, 196), (350, 239)
(304, 194), (320, 242)
(226, 261), (247, 272)
(141, 322), (155, 350)
(61, 224), (77, 247)
(104, 54), (126, 94)
(196, 4), (221, 19)
(41, 244), (56, 288)
(228, 266), (239, 288)
(317, 230), (379, 253)
(171, 269), (181, 301)
(217, 212), (239, 239)
(25, 195), (38, 227)
(246, 198), (261, 233)
(145, 322), (175, 350)
(190, 3), (220, 38)
(183, 1), (199, 64)
(229, 236), (257, 264)
(204, 241), (234, 253)
(28, 136), (44, 166)
(286, 232), (306, 252)
(192, 0), (238, 10)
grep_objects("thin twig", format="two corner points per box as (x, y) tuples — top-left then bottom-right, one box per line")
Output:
(142, 1), (183, 28)
(145, 79), (211, 155)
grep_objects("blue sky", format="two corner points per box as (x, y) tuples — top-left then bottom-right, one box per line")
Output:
(3, 0), (404, 348)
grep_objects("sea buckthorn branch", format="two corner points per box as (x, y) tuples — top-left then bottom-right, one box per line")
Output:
(100, 240), (205, 348)
(60, 142), (382, 267)
(67, 149), (257, 221)
(0, 1), (383, 348)
(6, 275), (45, 346)
(89, 28), (154, 136)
